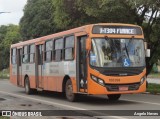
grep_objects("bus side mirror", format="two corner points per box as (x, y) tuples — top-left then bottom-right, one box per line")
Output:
(146, 49), (150, 57)
(144, 42), (150, 57)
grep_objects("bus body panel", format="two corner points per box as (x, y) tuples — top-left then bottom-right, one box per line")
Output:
(10, 64), (18, 85)
(10, 47), (18, 86)
(39, 60), (76, 92)
(21, 63), (36, 88)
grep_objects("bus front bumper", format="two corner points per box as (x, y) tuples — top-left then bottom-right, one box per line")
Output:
(87, 80), (146, 95)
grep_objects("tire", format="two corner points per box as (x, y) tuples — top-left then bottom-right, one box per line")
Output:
(107, 94), (121, 101)
(25, 77), (36, 94)
(65, 79), (76, 102)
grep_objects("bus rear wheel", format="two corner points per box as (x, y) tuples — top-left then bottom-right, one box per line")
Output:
(25, 77), (36, 94)
(107, 94), (121, 101)
(65, 79), (76, 102)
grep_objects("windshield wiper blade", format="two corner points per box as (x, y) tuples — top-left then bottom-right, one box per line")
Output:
(125, 43), (130, 59)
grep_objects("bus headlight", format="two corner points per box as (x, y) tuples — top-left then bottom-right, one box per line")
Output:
(140, 76), (146, 85)
(91, 75), (105, 86)
(91, 75), (98, 82)
(98, 79), (105, 86)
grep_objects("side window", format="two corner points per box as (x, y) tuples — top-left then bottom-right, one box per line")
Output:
(22, 46), (28, 63)
(29, 44), (35, 63)
(38, 45), (43, 65)
(11, 48), (17, 64)
(54, 38), (63, 61)
(45, 40), (52, 62)
(64, 36), (74, 60)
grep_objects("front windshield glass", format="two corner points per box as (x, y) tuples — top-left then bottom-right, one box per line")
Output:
(90, 38), (145, 67)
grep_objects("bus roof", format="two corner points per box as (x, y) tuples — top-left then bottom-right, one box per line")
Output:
(11, 23), (141, 48)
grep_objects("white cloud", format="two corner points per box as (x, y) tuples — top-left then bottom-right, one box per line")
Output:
(0, 0), (27, 25)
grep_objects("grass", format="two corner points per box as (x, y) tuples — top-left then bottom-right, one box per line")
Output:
(0, 117), (10, 119)
(147, 83), (160, 94)
(0, 69), (9, 79)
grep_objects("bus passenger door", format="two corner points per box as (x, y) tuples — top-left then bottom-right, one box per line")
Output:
(17, 48), (22, 86)
(36, 45), (44, 89)
(76, 35), (88, 93)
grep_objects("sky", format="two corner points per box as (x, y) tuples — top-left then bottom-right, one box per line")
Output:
(0, 0), (27, 26)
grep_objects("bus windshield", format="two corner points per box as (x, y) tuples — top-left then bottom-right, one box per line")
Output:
(90, 38), (145, 67)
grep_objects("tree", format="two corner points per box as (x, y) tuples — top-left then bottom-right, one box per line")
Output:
(53, 0), (98, 30)
(0, 25), (22, 70)
(20, 0), (56, 40)
(53, 0), (137, 29)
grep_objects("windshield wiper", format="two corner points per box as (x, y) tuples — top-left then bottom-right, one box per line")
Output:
(125, 43), (130, 59)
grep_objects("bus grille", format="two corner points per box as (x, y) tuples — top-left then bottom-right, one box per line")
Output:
(105, 83), (140, 91)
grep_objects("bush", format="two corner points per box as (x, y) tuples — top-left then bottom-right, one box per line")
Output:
(151, 64), (158, 73)
(0, 68), (9, 79)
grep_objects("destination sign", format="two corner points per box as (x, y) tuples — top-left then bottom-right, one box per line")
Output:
(92, 25), (142, 35)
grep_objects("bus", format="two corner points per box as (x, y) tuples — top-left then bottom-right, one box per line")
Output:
(10, 23), (149, 101)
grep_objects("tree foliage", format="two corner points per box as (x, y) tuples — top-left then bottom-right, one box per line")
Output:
(20, 0), (56, 40)
(53, 0), (98, 30)
(53, 0), (137, 29)
(0, 25), (22, 70)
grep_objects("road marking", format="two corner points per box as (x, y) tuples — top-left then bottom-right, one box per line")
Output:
(0, 90), (127, 119)
(0, 90), (85, 110)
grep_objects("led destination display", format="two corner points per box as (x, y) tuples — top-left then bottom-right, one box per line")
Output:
(92, 25), (142, 35)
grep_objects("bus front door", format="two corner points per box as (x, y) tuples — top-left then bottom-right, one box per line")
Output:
(76, 36), (87, 93)
(36, 45), (44, 89)
(17, 48), (22, 86)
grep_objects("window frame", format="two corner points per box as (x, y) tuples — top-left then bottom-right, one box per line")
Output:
(54, 37), (64, 62)
(64, 35), (75, 61)
(22, 45), (29, 64)
(38, 44), (44, 65)
(11, 48), (17, 65)
(28, 44), (35, 63)
(44, 39), (53, 62)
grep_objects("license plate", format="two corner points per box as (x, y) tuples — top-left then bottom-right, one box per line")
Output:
(119, 86), (128, 91)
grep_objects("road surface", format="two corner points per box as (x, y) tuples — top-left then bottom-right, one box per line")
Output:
(0, 80), (160, 119)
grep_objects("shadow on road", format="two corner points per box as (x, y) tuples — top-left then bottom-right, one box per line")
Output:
(17, 90), (140, 106)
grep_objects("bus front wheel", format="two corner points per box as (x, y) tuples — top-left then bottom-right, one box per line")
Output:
(107, 94), (121, 101)
(65, 79), (76, 102)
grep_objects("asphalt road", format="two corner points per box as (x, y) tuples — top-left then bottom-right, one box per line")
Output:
(0, 80), (160, 119)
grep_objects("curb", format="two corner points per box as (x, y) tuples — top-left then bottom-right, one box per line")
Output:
(0, 79), (9, 80)
(142, 92), (160, 95)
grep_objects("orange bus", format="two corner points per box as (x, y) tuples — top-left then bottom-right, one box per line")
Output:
(10, 23), (148, 101)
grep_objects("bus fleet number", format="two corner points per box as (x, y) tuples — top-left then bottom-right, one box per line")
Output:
(109, 79), (120, 82)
